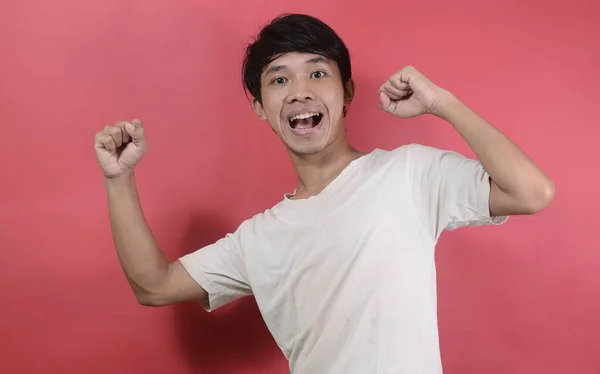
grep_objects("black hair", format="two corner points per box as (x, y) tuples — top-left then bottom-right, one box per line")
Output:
(242, 13), (352, 105)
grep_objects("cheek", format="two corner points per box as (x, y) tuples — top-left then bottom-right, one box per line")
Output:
(323, 88), (346, 115)
(261, 99), (286, 130)
(260, 90), (284, 116)
(264, 104), (281, 123)
(321, 79), (345, 101)
(259, 97), (278, 118)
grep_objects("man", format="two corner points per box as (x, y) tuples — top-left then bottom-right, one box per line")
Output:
(94, 13), (554, 374)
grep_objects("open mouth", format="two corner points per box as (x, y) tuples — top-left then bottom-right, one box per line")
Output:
(288, 112), (323, 131)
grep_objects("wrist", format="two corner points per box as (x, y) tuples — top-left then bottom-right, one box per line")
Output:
(431, 90), (461, 120)
(104, 171), (136, 190)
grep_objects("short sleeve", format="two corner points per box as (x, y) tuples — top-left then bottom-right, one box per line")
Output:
(178, 222), (252, 312)
(406, 144), (508, 240)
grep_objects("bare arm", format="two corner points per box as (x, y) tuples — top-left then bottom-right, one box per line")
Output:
(105, 172), (207, 306)
(96, 119), (206, 306)
(435, 93), (555, 216)
(379, 66), (555, 217)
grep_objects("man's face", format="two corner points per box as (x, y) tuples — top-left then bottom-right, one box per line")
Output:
(253, 52), (353, 157)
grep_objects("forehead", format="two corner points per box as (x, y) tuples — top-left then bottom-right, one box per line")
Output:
(262, 52), (335, 76)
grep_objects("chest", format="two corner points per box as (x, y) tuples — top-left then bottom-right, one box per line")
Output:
(244, 188), (428, 303)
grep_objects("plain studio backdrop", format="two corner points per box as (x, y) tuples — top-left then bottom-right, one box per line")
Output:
(1, 0), (599, 373)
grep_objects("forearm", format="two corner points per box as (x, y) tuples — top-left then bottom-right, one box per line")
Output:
(105, 172), (169, 300)
(435, 92), (555, 209)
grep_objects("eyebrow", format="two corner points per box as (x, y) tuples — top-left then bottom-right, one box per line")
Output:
(264, 56), (331, 76)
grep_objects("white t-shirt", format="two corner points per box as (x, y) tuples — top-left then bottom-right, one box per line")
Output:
(179, 144), (508, 374)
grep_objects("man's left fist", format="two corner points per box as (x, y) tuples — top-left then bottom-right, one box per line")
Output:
(379, 66), (448, 118)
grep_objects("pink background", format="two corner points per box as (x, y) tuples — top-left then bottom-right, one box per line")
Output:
(1, 0), (599, 373)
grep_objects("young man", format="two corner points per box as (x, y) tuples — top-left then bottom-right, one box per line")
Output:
(94, 13), (554, 374)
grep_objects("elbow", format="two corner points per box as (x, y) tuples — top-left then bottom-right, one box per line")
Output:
(136, 294), (157, 307)
(523, 181), (556, 214)
(129, 268), (173, 307)
(134, 289), (169, 307)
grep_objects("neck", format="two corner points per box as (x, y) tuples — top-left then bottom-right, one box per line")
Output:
(288, 140), (367, 200)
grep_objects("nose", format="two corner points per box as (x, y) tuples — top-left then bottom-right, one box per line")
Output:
(286, 78), (315, 104)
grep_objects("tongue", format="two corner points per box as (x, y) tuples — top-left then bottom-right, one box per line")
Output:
(293, 117), (316, 129)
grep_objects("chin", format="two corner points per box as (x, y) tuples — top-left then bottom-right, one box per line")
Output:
(289, 144), (328, 157)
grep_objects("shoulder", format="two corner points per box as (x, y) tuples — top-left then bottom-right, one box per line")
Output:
(390, 143), (470, 169)
(371, 143), (453, 167)
(234, 203), (284, 239)
(354, 144), (425, 177)
(363, 144), (413, 166)
(369, 144), (475, 189)
(373, 143), (447, 158)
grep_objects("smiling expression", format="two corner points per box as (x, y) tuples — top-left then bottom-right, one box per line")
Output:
(253, 52), (354, 157)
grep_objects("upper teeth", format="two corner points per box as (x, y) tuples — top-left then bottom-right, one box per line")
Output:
(290, 112), (320, 121)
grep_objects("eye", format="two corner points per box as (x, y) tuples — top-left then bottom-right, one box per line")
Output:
(311, 71), (327, 79)
(272, 77), (287, 85)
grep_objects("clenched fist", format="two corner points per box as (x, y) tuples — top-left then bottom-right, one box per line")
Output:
(379, 66), (449, 118)
(95, 119), (147, 179)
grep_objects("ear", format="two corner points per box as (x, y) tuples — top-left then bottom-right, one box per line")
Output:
(343, 78), (355, 106)
(252, 98), (267, 121)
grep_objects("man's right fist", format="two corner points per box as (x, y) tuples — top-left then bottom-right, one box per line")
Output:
(95, 119), (147, 178)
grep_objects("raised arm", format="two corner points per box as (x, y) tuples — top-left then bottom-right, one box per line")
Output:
(433, 94), (555, 216)
(379, 66), (555, 217)
(95, 119), (207, 306)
